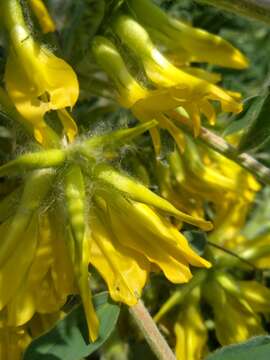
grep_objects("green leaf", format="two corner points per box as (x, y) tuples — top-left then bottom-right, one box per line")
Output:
(183, 230), (207, 255)
(206, 336), (270, 360)
(23, 292), (120, 360)
(242, 186), (270, 240)
(223, 96), (258, 136)
(61, 0), (105, 63)
(238, 90), (270, 152)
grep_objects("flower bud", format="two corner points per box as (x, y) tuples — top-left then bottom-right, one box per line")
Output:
(92, 36), (147, 108)
(128, 0), (248, 69)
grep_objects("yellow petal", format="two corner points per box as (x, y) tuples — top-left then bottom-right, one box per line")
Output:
(0, 327), (31, 360)
(57, 109), (78, 143)
(89, 207), (149, 305)
(203, 280), (264, 345)
(128, 0), (249, 69)
(5, 44), (79, 144)
(175, 289), (207, 360)
(108, 199), (210, 283)
(239, 281), (270, 313)
(95, 164), (213, 231)
(0, 214), (38, 311)
(108, 204), (192, 283)
(64, 164), (99, 342)
(6, 215), (52, 326)
(181, 67), (221, 84)
(49, 206), (75, 298)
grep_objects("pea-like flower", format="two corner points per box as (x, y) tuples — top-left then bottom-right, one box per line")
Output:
(2, 0), (79, 146)
(0, 123), (211, 349)
(112, 15), (243, 136)
(174, 288), (207, 360)
(127, 0), (249, 69)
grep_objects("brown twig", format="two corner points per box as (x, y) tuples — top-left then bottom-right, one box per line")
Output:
(195, 0), (270, 25)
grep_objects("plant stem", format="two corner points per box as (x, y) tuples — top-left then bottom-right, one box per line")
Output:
(154, 270), (207, 323)
(129, 299), (176, 360)
(195, 0), (270, 25)
(178, 122), (270, 186)
(207, 241), (258, 269)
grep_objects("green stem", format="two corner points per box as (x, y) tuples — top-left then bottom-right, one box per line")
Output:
(207, 241), (258, 269)
(129, 300), (176, 360)
(154, 270), (207, 323)
(195, 0), (270, 25)
(178, 123), (270, 186)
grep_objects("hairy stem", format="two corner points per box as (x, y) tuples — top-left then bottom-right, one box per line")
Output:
(195, 0), (270, 25)
(129, 300), (176, 360)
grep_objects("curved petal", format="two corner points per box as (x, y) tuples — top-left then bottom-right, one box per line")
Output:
(89, 208), (149, 306)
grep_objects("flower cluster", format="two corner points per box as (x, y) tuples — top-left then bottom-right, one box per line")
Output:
(0, 0), (268, 359)
(92, 0), (247, 154)
(151, 138), (270, 359)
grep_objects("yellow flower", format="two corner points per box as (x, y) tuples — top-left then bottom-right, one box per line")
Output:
(128, 0), (249, 69)
(0, 85), (61, 146)
(0, 165), (211, 342)
(156, 159), (204, 220)
(203, 274), (264, 346)
(0, 311), (63, 359)
(0, 327), (31, 360)
(28, 0), (56, 33)
(92, 163), (212, 231)
(174, 288), (208, 360)
(153, 135), (260, 244)
(91, 36), (210, 153)
(0, 170), (79, 351)
(89, 182), (211, 298)
(3, 0), (79, 146)
(88, 205), (149, 306)
(232, 233), (270, 269)
(87, 163), (211, 301)
(239, 281), (270, 313)
(64, 164), (99, 341)
(0, 123), (212, 347)
(0, 190), (75, 329)
(156, 271), (269, 352)
(112, 15), (243, 136)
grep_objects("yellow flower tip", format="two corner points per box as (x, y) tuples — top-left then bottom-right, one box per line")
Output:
(57, 109), (78, 143)
(194, 218), (213, 232)
(89, 209), (148, 307)
(185, 29), (250, 70)
(230, 49), (250, 70)
(92, 36), (148, 108)
(182, 67), (222, 84)
(174, 289), (208, 360)
(89, 318), (99, 342)
(29, 0), (56, 34)
(34, 125), (46, 145)
(112, 15), (154, 58)
(32, 120), (60, 147)
(192, 117), (201, 138)
(128, 0), (249, 70)
(113, 16), (243, 133)
(201, 258), (212, 269)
